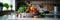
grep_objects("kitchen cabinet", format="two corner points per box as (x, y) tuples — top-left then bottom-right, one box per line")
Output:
(47, 3), (54, 11)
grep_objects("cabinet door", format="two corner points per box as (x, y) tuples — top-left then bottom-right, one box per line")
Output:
(48, 3), (54, 11)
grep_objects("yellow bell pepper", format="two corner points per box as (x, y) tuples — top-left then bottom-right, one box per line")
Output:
(30, 5), (36, 11)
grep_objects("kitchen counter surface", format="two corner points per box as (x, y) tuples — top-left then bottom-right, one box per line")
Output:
(0, 12), (60, 20)
(0, 16), (60, 20)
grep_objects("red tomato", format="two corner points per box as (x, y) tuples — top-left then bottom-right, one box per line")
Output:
(16, 14), (18, 17)
(32, 10), (38, 13)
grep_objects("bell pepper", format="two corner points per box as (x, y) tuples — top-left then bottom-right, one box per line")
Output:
(30, 5), (36, 11)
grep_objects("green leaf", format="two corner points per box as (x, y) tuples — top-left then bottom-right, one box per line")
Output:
(10, 4), (12, 7)
(3, 3), (9, 9)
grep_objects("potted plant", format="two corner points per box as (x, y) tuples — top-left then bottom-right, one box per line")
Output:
(10, 4), (12, 10)
(3, 3), (9, 10)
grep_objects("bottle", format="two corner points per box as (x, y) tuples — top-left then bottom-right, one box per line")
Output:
(0, 2), (3, 11)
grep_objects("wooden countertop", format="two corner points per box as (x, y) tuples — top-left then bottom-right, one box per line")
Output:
(0, 10), (14, 16)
